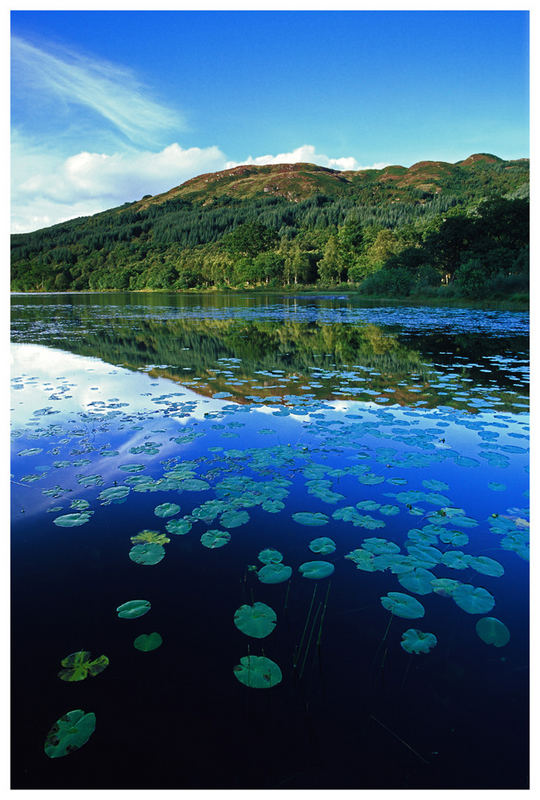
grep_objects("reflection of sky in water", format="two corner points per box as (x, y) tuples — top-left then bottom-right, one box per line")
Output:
(10, 299), (529, 790)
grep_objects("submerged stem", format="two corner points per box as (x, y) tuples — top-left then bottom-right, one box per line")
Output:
(299, 601), (323, 678)
(294, 585), (317, 668)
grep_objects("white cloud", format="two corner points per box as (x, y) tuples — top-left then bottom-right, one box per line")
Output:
(11, 138), (389, 233)
(11, 141), (228, 232)
(11, 36), (183, 147)
(226, 144), (389, 172)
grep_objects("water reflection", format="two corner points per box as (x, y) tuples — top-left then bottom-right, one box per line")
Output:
(10, 294), (529, 790)
(10, 295), (529, 414)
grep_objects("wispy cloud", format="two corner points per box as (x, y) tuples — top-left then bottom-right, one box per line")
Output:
(11, 36), (183, 146)
(226, 145), (390, 172)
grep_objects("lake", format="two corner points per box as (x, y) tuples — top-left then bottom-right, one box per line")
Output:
(10, 292), (529, 789)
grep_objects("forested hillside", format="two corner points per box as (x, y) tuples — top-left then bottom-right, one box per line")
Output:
(11, 154), (529, 299)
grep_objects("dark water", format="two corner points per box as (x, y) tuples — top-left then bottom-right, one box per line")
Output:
(10, 292), (529, 789)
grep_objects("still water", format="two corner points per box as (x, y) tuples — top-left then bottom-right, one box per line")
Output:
(10, 293), (529, 789)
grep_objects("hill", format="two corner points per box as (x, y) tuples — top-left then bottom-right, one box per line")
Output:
(11, 154), (529, 296)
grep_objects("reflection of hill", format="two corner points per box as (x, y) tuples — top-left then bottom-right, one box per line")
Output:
(11, 300), (528, 412)
(11, 304), (428, 394)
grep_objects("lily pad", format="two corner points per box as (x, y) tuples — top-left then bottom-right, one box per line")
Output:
(166, 518), (192, 536)
(201, 529), (231, 549)
(58, 651), (109, 682)
(344, 548), (377, 572)
(116, 599), (151, 619)
(131, 530), (170, 545)
(397, 567), (436, 595)
(44, 709), (96, 758)
(179, 478), (210, 492)
(430, 578), (462, 596)
(220, 509), (249, 528)
(400, 629), (438, 654)
(257, 563), (292, 584)
(453, 584), (495, 614)
(258, 548), (283, 565)
(309, 537), (336, 555)
(362, 537), (400, 555)
(475, 616), (510, 647)
(154, 502), (181, 518)
(134, 632), (163, 652)
(233, 655), (282, 688)
(441, 551), (471, 570)
(234, 602), (277, 638)
(129, 542), (165, 566)
(53, 511), (93, 528)
(98, 486), (130, 505)
(292, 511), (329, 526)
(468, 555), (504, 577)
(299, 561), (335, 579)
(380, 591), (425, 619)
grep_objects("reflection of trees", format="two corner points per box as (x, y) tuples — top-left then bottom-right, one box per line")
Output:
(11, 301), (428, 381)
(11, 297), (527, 410)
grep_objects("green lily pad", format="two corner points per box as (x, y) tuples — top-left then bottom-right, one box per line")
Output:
(439, 529), (469, 546)
(234, 602), (277, 638)
(53, 511), (93, 528)
(441, 550), (471, 570)
(453, 584), (495, 614)
(261, 499), (285, 513)
(134, 632), (163, 652)
(345, 548), (377, 572)
(128, 543), (165, 566)
(309, 537), (336, 555)
(258, 548), (283, 564)
(201, 529), (231, 549)
(179, 478), (210, 492)
(397, 567), (436, 595)
(430, 578), (462, 597)
(98, 486), (130, 505)
(154, 502), (181, 518)
(257, 563), (292, 584)
(116, 599), (151, 619)
(165, 518), (192, 536)
(220, 509), (250, 528)
(468, 555), (504, 577)
(362, 537), (400, 555)
(299, 560), (335, 579)
(131, 529), (170, 545)
(380, 591), (425, 619)
(44, 709), (96, 758)
(475, 616), (510, 647)
(233, 655), (282, 688)
(57, 651), (109, 682)
(400, 629), (438, 654)
(292, 511), (329, 526)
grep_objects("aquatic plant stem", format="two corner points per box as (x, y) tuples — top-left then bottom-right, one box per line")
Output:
(316, 580), (332, 647)
(283, 579), (291, 610)
(294, 585), (318, 669)
(401, 653), (413, 690)
(299, 601), (323, 679)
(382, 612), (394, 642)
(370, 714), (429, 765)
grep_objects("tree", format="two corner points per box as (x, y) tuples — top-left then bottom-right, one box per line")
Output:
(318, 234), (343, 283)
(222, 222), (278, 258)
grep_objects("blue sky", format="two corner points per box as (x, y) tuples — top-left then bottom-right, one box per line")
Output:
(11, 10), (529, 232)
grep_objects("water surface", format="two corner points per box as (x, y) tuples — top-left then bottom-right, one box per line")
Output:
(11, 293), (529, 789)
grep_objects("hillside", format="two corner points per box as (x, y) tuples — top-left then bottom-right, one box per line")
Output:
(11, 154), (529, 296)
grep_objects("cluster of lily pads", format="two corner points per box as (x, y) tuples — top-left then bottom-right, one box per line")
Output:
(11, 328), (529, 766)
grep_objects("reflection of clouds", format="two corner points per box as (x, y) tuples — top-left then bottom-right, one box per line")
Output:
(11, 343), (528, 524)
(10, 344), (229, 428)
